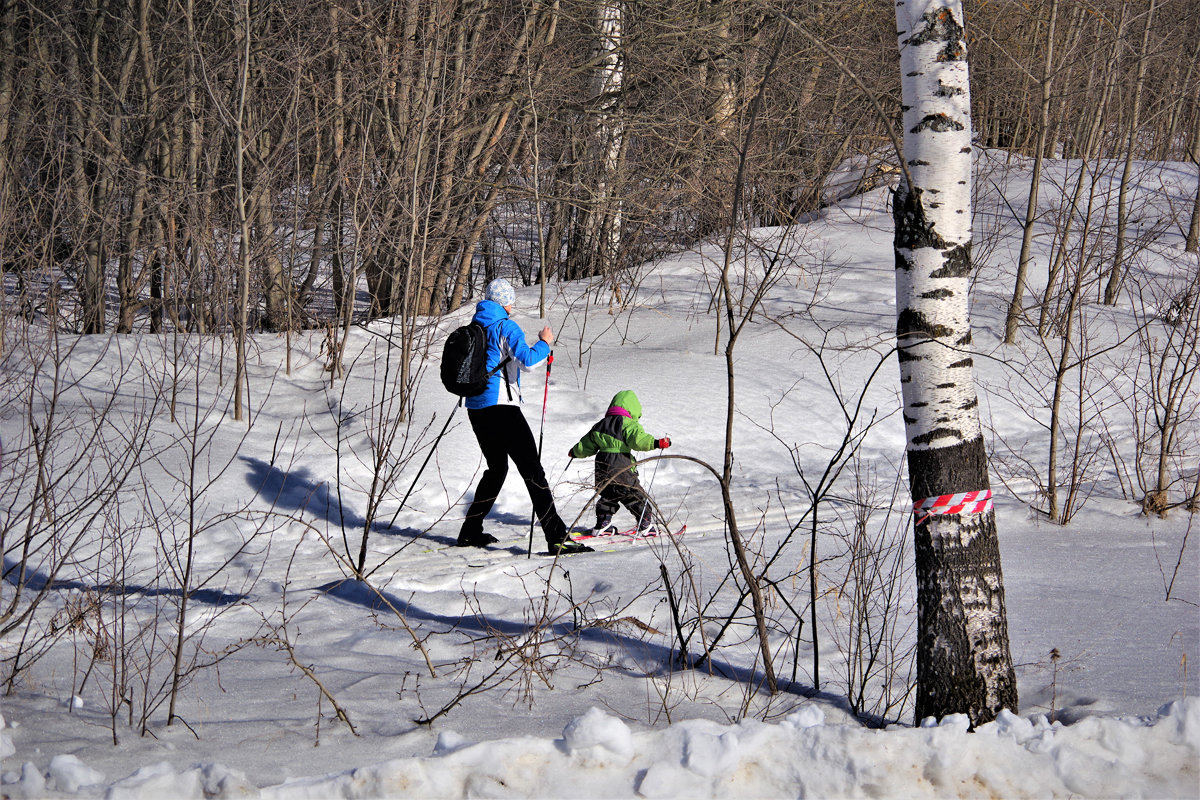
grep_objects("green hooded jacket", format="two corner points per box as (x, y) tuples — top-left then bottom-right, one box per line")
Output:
(569, 390), (659, 481)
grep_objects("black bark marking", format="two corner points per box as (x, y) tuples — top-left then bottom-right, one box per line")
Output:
(902, 434), (988, 496)
(960, 397), (978, 410)
(935, 81), (965, 98)
(912, 113), (965, 134)
(929, 242), (972, 279)
(893, 185), (951, 251)
(898, 308), (954, 340)
(955, 331), (973, 346)
(905, 7), (966, 63)
(948, 357), (972, 368)
(906, 435), (989, 499)
(912, 426), (964, 446)
(935, 382), (956, 389)
(922, 288), (954, 299)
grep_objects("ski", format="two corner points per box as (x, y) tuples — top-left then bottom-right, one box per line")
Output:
(573, 524), (687, 545)
(422, 524), (688, 560)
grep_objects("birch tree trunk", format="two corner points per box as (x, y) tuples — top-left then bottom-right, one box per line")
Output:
(567, 0), (625, 280)
(1005, 0), (1058, 344)
(232, 0), (251, 422)
(1104, 0), (1157, 306)
(1186, 76), (1200, 254)
(0, 0), (15, 243)
(893, 0), (1018, 726)
(592, 0), (625, 273)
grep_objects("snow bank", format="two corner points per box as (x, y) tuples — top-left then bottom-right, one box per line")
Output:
(4, 700), (1194, 799)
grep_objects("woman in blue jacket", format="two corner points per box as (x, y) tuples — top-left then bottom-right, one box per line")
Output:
(458, 279), (590, 554)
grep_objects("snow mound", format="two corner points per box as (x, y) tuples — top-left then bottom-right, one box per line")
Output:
(562, 706), (635, 763)
(7, 699), (1189, 799)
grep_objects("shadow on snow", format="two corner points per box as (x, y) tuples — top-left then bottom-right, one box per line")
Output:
(315, 577), (836, 710)
(240, 456), (458, 547)
(2, 556), (246, 607)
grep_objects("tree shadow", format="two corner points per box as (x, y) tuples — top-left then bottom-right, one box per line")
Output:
(314, 577), (833, 708)
(2, 556), (246, 606)
(240, 456), (456, 547)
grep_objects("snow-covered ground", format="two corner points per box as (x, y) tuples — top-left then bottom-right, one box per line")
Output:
(1, 153), (1197, 798)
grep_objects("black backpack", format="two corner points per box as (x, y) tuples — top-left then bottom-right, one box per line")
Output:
(440, 320), (510, 397)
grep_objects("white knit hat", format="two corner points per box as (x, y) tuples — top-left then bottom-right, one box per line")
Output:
(485, 278), (516, 307)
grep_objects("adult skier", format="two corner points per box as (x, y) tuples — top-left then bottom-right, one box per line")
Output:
(457, 278), (591, 555)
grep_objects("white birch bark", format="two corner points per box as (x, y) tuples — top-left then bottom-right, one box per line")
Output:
(894, 0), (1018, 726)
(588, 0), (624, 270)
(895, 0), (977, 448)
(1006, 0), (1058, 344)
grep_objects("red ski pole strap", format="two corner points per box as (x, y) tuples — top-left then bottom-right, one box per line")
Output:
(912, 489), (993, 525)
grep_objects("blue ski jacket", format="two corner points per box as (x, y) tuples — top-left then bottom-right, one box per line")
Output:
(465, 300), (550, 410)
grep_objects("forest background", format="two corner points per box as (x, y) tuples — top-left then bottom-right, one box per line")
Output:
(3, 0), (1198, 343)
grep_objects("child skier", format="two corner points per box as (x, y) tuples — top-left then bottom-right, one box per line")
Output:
(568, 389), (671, 535)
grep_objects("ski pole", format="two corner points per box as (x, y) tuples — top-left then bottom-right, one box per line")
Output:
(648, 433), (667, 486)
(529, 350), (553, 557)
(385, 399), (459, 530)
(646, 432), (666, 528)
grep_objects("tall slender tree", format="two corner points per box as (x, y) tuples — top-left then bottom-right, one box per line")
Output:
(1005, 0), (1059, 344)
(1105, 0), (1158, 305)
(893, 0), (1019, 726)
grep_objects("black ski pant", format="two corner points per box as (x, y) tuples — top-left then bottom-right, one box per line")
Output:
(460, 404), (567, 544)
(595, 464), (651, 528)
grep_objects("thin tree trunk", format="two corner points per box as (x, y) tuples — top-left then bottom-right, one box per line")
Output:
(1005, 0), (1058, 344)
(250, 179), (290, 330)
(233, 0), (251, 422)
(1159, 40), (1198, 161)
(590, 0), (626, 276)
(1044, 3), (1086, 160)
(67, 0), (107, 333)
(1105, 0), (1157, 305)
(1046, 186), (1094, 523)
(0, 0), (16, 252)
(1039, 10), (1124, 335)
(1186, 77), (1200, 253)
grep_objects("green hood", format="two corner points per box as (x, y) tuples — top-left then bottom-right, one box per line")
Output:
(608, 390), (642, 419)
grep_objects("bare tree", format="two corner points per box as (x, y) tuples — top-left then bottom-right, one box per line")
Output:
(1104, 0), (1159, 305)
(1187, 77), (1200, 254)
(1128, 263), (1200, 516)
(1005, 0), (1060, 344)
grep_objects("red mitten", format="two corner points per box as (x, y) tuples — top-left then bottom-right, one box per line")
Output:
(657, 437), (671, 449)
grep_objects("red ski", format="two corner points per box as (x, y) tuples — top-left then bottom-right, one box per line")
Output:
(573, 525), (687, 545)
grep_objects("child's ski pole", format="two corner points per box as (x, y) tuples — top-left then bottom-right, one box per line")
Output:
(647, 432), (666, 527)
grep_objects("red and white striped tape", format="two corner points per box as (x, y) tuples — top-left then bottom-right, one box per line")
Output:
(912, 490), (993, 525)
